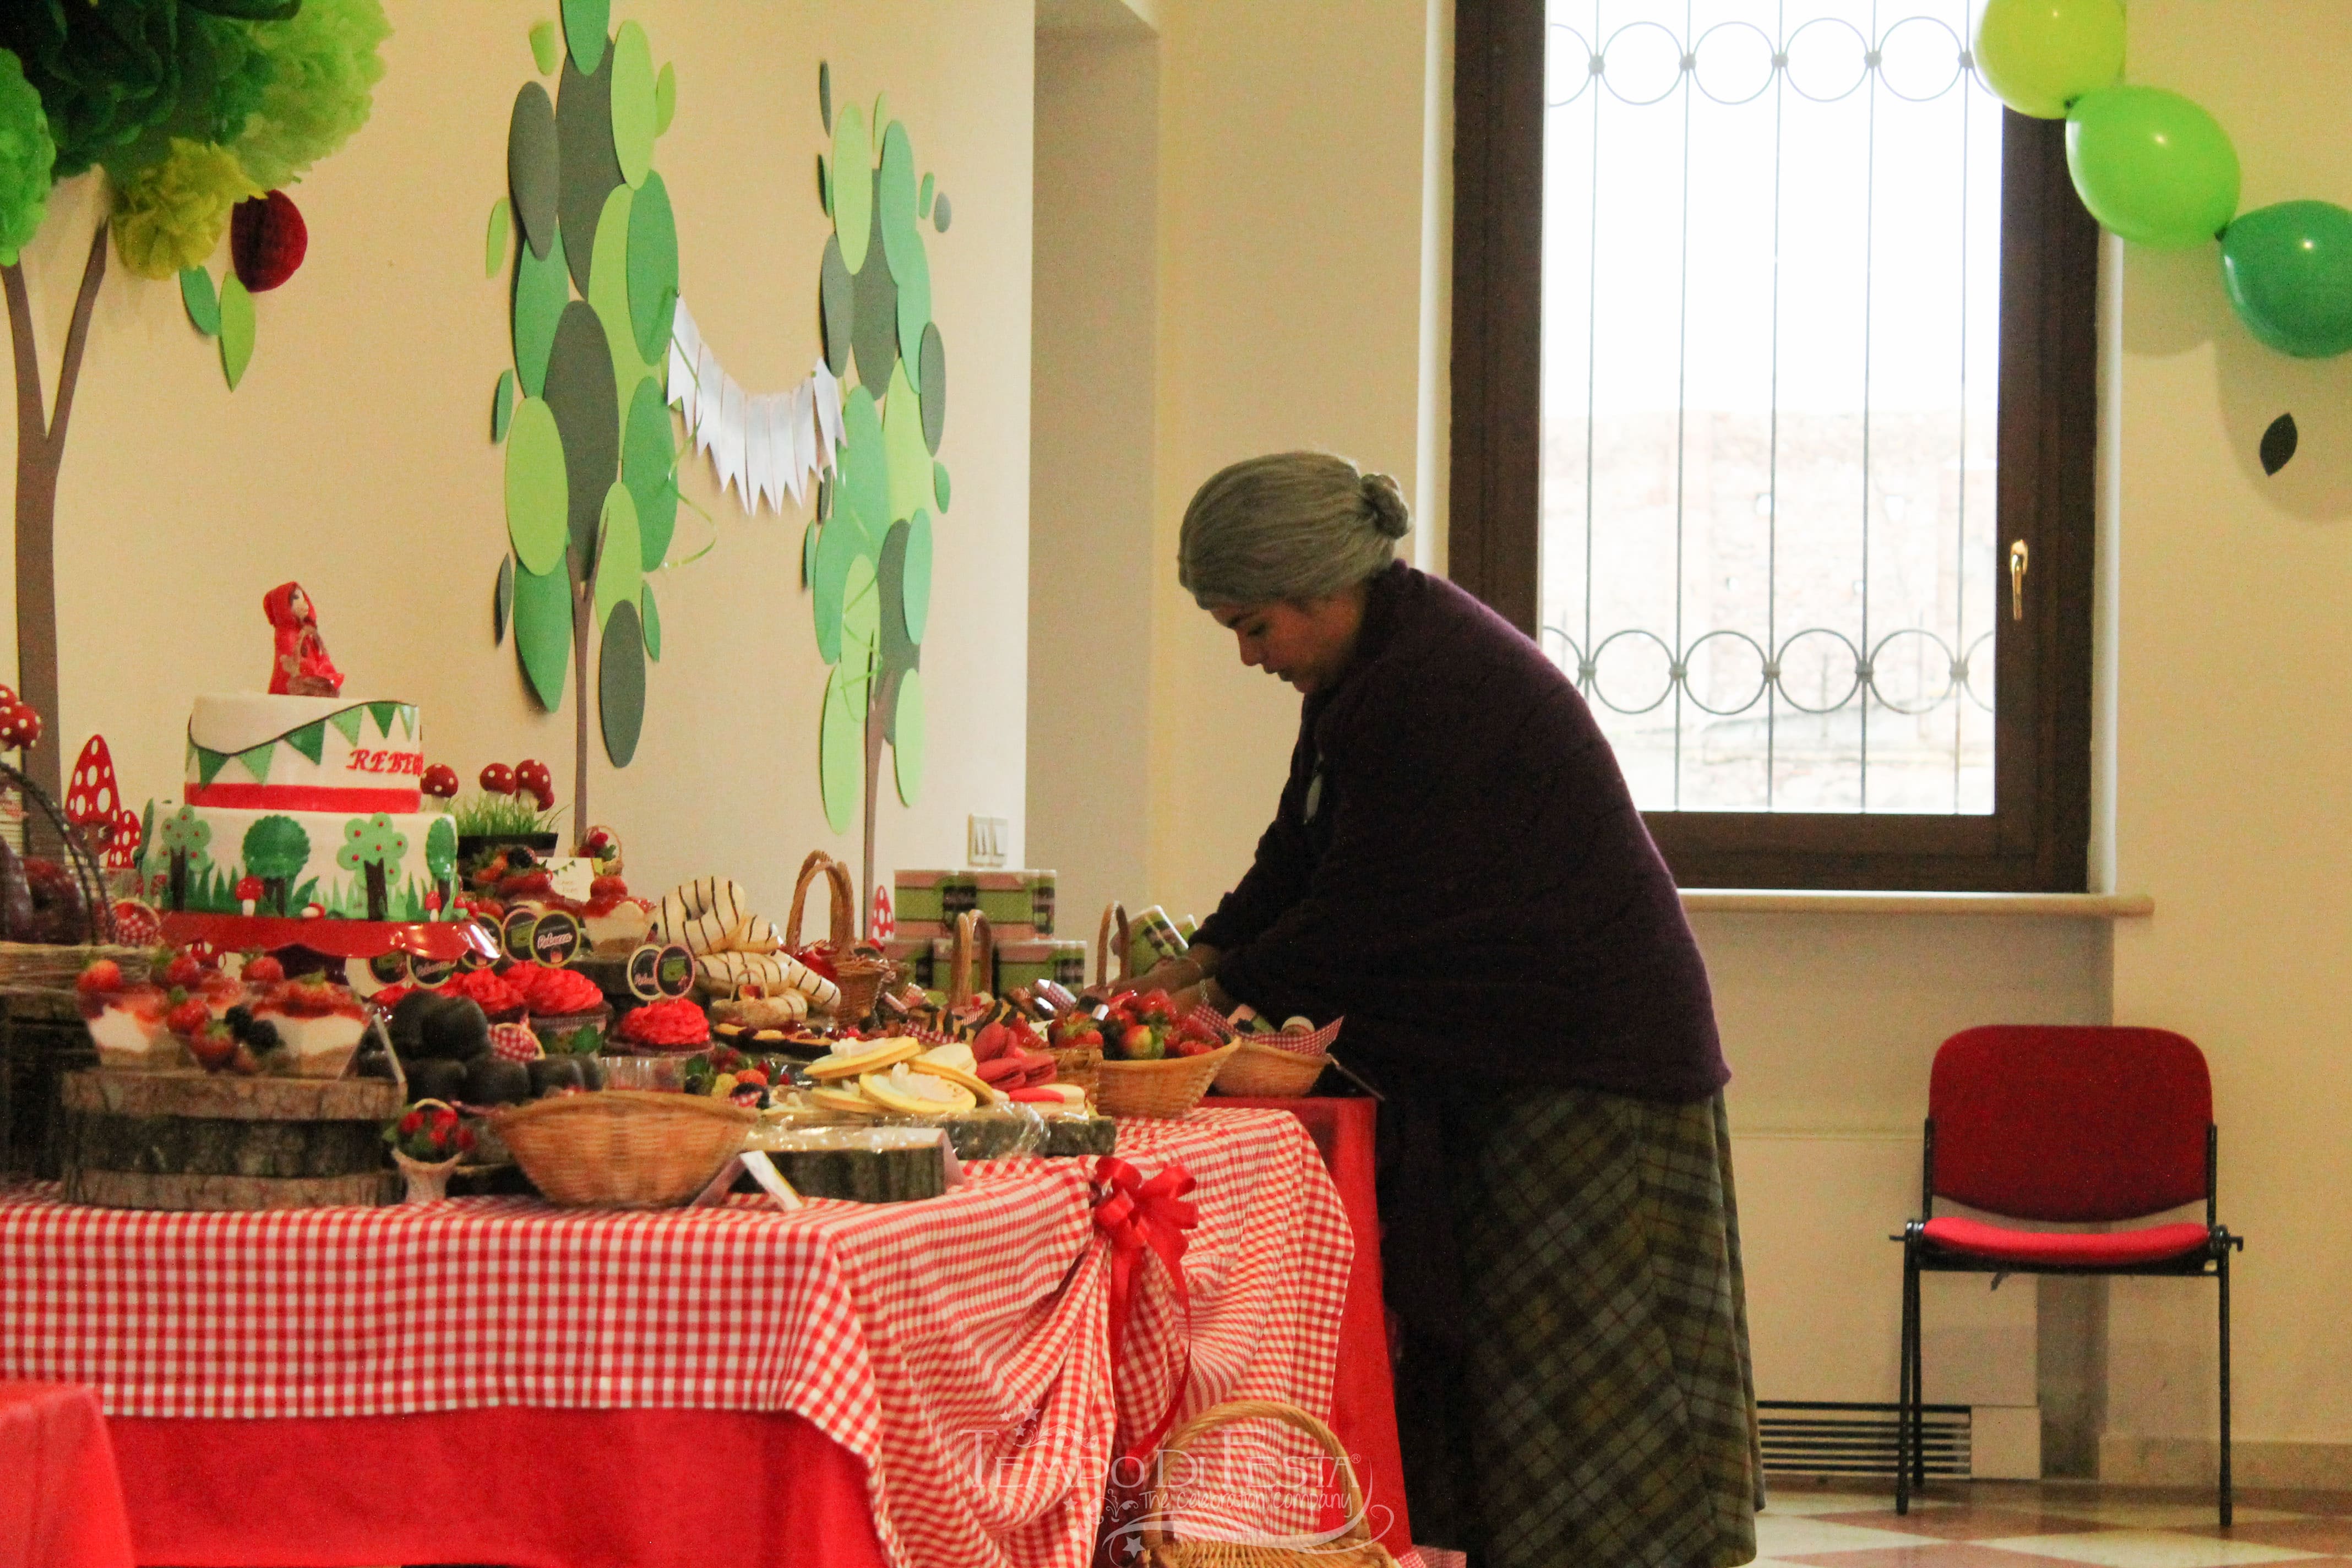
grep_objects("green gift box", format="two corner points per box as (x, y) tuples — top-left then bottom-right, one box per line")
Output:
(893, 870), (977, 937)
(974, 869), (1055, 935)
(880, 937), (936, 989)
(995, 938), (1086, 995)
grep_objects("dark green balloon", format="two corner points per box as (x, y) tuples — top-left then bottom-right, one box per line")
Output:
(2220, 200), (2352, 359)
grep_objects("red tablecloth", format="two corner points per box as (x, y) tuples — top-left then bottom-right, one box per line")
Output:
(1213, 1096), (1410, 1556)
(0, 1108), (1351, 1568)
(0, 1381), (135, 1568)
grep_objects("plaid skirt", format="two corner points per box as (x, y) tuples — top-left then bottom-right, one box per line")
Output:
(1400, 1086), (1762, 1568)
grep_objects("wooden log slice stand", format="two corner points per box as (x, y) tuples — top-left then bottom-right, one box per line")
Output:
(58, 1068), (402, 1210)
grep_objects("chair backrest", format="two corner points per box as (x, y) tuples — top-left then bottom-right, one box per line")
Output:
(1928, 1025), (2212, 1223)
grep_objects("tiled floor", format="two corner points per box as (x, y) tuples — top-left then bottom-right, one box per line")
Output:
(1756, 1478), (2352, 1567)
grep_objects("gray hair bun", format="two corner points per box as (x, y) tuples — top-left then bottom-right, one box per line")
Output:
(1361, 472), (1410, 539)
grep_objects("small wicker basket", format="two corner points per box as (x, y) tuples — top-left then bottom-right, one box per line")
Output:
(786, 851), (894, 1025)
(945, 908), (994, 1008)
(1096, 1039), (1239, 1119)
(1139, 1400), (1397, 1567)
(493, 1090), (753, 1207)
(1212, 1038), (1329, 1098)
(1093, 901), (1132, 990)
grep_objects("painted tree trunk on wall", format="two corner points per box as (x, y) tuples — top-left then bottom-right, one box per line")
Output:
(3, 227), (112, 809)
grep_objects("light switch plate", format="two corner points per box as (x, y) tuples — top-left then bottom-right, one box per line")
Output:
(967, 814), (1008, 867)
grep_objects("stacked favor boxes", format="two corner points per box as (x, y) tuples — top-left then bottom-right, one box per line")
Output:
(888, 869), (1082, 996)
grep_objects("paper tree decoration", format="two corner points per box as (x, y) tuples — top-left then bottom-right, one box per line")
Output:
(487, 0), (679, 837)
(803, 64), (950, 917)
(0, 1), (391, 803)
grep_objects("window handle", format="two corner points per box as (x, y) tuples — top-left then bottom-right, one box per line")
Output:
(2010, 540), (2029, 622)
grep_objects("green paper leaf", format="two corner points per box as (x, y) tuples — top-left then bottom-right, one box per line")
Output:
(878, 120), (930, 386)
(830, 104), (872, 274)
(366, 701), (402, 737)
(494, 556), (515, 646)
(641, 581), (661, 661)
(599, 600), (646, 767)
(655, 61), (677, 134)
(918, 323), (946, 455)
(919, 171), (933, 219)
(503, 396), (569, 575)
(587, 186), (651, 416)
(237, 742), (275, 783)
(508, 82), (560, 260)
(328, 707), (364, 747)
(818, 662), (863, 835)
(877, 521), (916, 678)
(849, 177), (897, 389)
(893, 668), (925, 807)
(286, 720), (325, 765)
(219, 275), (254, 390)
(933, 459), (950, 513)
(180, 267), (220, 336)
(530, 19), (562, 75)
(592, 482), (643, 629)
(196, 747), (232, 788)
(818, 59), (831, 133)
(513, 558), (573, 710)
(512, 227), (568, 397)
(902, 509), (933, 643)
(933, 191), (952, 233)
(609, 21), (656, 188)
(622, 377), (677, 570)
(837, 388), (888, 537)
(883, 360), (930, 523)
(492, 369), (517, 442)
(810, 516), (867, 666)
(558, 49), (623, 296)
(802, 520), (820, 591)
(820, 235), (854, 380)
(486, 195), (513, 279)
(562, 0), (609, 72)
(842, 552), (879, 673)
(544, 300), (622, 578)
(625, 171), (679, 365)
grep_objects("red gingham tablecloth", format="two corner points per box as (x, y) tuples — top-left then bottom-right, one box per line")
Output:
(0, 1107), (1350, 1568)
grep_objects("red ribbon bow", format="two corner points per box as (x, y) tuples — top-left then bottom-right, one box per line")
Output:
(1092, 1155), (1200, 1462)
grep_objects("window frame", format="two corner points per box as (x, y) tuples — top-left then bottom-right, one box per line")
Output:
(1448, 0), (2097, 892)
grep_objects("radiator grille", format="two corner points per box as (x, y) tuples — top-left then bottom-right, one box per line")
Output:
(1758, 1401), (1972, 1478)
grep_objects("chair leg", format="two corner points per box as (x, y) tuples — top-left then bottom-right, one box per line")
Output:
(2219, 1246), (2233, 1528)
(1897, 1253), (1917, 1513)
(1910, 1262), (1928, 1492)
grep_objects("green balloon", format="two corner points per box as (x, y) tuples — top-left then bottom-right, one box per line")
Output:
(2220, 202), (2352, 358)
(2065, 86), (2239, 250)
(1974, 0), (2124, 119)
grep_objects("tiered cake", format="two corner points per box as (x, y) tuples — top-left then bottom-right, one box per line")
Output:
(141, 694), (458, 923)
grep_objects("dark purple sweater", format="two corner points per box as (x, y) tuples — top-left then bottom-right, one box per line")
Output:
(1195, 562), (1728, 1103)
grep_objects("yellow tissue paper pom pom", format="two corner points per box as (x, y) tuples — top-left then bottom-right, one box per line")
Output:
(108, 138), (257, 280)
(234, 0), (393, 190)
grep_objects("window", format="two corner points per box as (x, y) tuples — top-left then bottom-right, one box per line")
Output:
(1451, 0), (2095, 891)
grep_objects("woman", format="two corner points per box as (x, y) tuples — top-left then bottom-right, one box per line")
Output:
(1130, 452), (1761, 1568)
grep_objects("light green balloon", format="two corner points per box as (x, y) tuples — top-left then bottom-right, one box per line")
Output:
(609, 21), (656, 188)
(831, 104), (873, 274)
(892, 669), (924, 807)
(2066, 86), (2240, 249)
(503, 397), (569, 575)
(1974, 0), (2124, 119)
(883, 361), (930, 524)
(592, 482), (643, 628)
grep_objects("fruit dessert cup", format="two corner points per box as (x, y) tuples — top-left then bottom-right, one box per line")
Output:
(77, 965), (181, 1070)
(251, 979), (369, 1078)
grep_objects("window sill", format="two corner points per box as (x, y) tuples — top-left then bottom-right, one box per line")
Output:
(1679, 890), (2153, 918)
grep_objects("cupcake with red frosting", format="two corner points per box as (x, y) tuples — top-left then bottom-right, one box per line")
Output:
(502, 961), (612, 1041)
(614, 998), (710, 1054)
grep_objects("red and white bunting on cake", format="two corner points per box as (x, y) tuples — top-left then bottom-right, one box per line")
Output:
(666, 298), (841, 516)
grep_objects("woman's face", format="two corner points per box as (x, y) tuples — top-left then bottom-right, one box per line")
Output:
(1210, 589), (1365, 696)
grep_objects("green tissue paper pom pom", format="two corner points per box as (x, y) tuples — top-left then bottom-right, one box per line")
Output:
(110, 137), (257, 280)
(1, 2), (268, 180)
(232, 0), (391, 189)
(0, 50), (55, 266)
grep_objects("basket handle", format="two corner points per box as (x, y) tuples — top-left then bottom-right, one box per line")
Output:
(949, 909), (994, 1009)
(785, 851), (857, 949)
(1138, 1398), (1378, 1554)
(1093, 901), (1130, 989)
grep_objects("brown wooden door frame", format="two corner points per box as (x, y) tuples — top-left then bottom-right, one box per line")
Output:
(1448, 0), (2097, 891)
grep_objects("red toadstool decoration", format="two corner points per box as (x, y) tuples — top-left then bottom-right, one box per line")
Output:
(514, 759), (553, 812)
(421, 763), (460, 799)
(235, 875), (263, 914)
(62, 734), (139, 868)
(0, 689), (42, 751)
(230, 192), (309, 293)
(478, 764), (516, 795)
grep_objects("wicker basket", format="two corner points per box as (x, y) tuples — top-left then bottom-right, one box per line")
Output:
(1212, 1038), (1329, 1098)
(1045, 1042), (1102, 1103)
(1096, 1039), (1238, 1119)
(944, 909), (994, 1009)
(785, 851), (894, 1024)
(493, 1090), (753, 1207)
(1093, 902), (1131, 990)
(1139, 1400), (1397, 1567)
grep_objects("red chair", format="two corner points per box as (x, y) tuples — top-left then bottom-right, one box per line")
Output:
(1896, 1026), (2243, 1522)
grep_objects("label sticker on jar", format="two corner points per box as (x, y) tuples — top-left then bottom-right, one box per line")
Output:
(530, 909), (584, 968)
(500, 908), (540, 964)
(409, 955), (458, 988)
(457, 917), (499, 971)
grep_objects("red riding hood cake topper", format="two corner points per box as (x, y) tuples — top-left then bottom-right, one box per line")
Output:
(263, 581), (344, 697)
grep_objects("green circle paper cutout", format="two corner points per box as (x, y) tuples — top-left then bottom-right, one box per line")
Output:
(507, 83), (558, 260)
(820, 236), (855, 379)
(918, 323), (946, 454)
(512, 557), (573, 711)
(562, 0), (609, 73)
(902, 510), (933, 643)
(621, 377), (677, 569)
(893, 669), (924, 807)
(557, 52), (622, 296)
(876, 522), (916, 676)
(818, 60), (831, 133)
(877, 121), (929, 385)
(850, 179), (897, 391)
(511, 227), (568, 398)
(593, 482), (643, 629)
(530, 20), (562, 77)
(544, 301), (621, 572)
(588, 187), (649, 411)
(494, 555), (514, 645)
(503, 397), (569, 575)
(640, 581), (661, 661)
(179, 267), (220, 335)
(933, 192), (952, 232)
(837, 388), (889, 537)
(810, 516), (867, 666)
(655, 61), (677, 134)
(486, 196), (512, 278)
(932, 459), (950, 513)
(492, 369), (516, 441)
(600, 600), (646, 767)
(818, 662), (863, 834)
(608, 21), (656, 188)
(625, 171), (678, 365)
(830, 105), (872, 274)
(883, 361), (930, 524)
(218, 275), (254, 389)
(841, 551), (879, 672)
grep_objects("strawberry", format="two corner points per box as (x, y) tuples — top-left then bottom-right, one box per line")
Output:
(399, 1110), (423, 1136)
(590, 874), (629, 900)
(242, 954), (285, 984)
(76, 960), (123, 997)
(1119, 1023), (1161, 1061)
(187, 1022), (237, 1071)
(163, 953), (203, 988)
(166, 998), (210, 1038)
